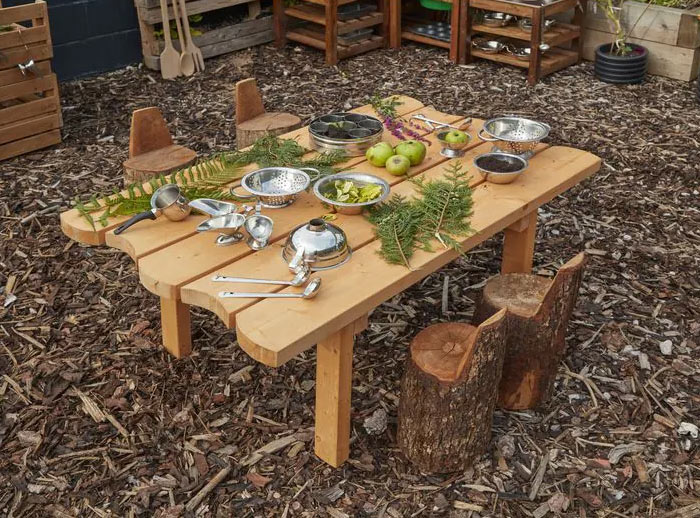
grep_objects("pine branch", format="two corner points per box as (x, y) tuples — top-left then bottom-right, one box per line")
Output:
(368, 195), (422, 269)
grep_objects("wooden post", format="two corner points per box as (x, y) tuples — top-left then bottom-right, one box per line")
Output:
(160, 297), (192, 358)
(314, 321), (356, 467)
(397, 311), (508, 473)
(462, 0), (472, 65)
(325, 0), (338, 65)
(388, 0), (401, 48)
(527, 6), (543, 85)
(572, 0), (586, 63)
(273, 0), (286, 47)
(501, 211), (537, 274)
(449, 0), (460, 62)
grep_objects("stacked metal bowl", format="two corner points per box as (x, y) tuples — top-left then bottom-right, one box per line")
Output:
(308, 112), (384, 156)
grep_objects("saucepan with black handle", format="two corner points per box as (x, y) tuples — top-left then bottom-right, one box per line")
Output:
(114, 184), (191, 235)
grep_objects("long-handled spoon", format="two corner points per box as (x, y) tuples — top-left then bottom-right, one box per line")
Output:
(219, 278), (321, 299)
(171, 0), (195, 76)
(158, 0), (181, 79)
(213, 268), (310, 287)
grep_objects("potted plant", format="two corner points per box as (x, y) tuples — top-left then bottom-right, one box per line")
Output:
(593, 0), (651, 84)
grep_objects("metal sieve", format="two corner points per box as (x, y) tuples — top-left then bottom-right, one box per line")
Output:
(477, 116), (550, 155)
(230, 167), (319, 208)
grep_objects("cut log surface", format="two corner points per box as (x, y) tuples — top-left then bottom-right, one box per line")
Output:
(473, 253), (587, 410)
(123, 144), (197, 185)
(236, 112), (302, 149)
(397, 311), (507, 474)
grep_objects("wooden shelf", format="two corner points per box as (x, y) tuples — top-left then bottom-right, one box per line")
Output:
(287, 26), (384, 56)
(285, 3), (384, 34)
(401, 26), (451, 49)
(472, 22), (579, 46)
(137, 0), (256, 24)
(304, 0), (359, 6)
(469, 0), (578, 17)
(471, 46), (578, 72)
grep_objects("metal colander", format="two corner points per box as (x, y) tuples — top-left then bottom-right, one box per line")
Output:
(231, 167), (319, 208)
(478, 117), (550, 155)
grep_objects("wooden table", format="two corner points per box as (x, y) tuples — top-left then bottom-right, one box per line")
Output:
(60, 96), (601, 467)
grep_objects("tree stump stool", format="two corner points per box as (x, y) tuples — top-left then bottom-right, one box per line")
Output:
(397, 310), (507, 474)
(235, 78), (301, 149)
(473, 253), (587, 410)
(122, 107), (196, 185)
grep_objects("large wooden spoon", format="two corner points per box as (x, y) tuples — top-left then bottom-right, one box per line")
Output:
(171, 0), (195, 76)
(158, 0), (181, 79)
(178, 0), (205, 72)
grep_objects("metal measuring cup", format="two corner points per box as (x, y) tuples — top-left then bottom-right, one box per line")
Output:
(113, 184), (191, 235)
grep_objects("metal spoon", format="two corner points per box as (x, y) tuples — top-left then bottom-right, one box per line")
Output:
(212, 268), (311, 287)
(218, 277), (322, 299)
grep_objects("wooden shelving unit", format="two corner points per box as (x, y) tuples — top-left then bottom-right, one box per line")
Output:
(134, 0), (274, 71)
(274, 0), (388, 65)
(457, 0), (586, 84)
(388, 0), (460, 61)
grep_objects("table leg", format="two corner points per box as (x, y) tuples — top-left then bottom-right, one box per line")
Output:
(502, 211), (538, 274)
(315, 321), (356, 467)
(160, 297), (192, 358)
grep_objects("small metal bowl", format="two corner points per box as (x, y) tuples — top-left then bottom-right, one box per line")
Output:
(473, 152), (528, 184)
(320, 114), (344, 124)
(511, 44), (551, 61)
(482, 12), (513, 27)
(518, 18), (556, 32)
(313, 173), (390, 215)
(344, 113), (367, 123)
(473, 39), (504, 54)
(436, 130), (472, 158)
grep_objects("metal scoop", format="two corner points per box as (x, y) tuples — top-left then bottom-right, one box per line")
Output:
(245, 214), (273, 250)
(218, 277), (322, 299)
(212, 267), (311, 287)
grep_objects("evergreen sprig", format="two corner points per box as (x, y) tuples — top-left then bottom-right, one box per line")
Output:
(368, 162), (475, 269)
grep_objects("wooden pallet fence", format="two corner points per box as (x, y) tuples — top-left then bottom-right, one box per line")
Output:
(0, 0), (62, 161)
(134, 0), (274, 71)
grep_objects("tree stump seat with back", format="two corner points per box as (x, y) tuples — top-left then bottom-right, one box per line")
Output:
(473, 253), (587, 410)
(235, 78), (301, 149)
(122, 107), (196, 185)
(397, 310), (507, 474)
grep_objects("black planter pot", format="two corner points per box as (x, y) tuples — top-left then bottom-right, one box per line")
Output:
(594, 43), (648, 84)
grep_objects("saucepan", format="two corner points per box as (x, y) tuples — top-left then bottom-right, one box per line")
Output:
(114, 184), (191, 235)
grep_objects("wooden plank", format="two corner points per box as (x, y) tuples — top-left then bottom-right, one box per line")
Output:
(582, 28), (700, 81)
(285, 3), (326, 24)
(58, 95), (425, 246)
(160, 298), (192, 358)
(389, 0), (401, 47)
(0, 112), (60, 145)
(235, 146), (601, 367)
(287, 27), (327, 50)
(471, 47), (577, 71)
(0, 42), (52, 71)
(0, 2), (45, 26)
(338, 35), (383, 59)
(0, 73), (55, 103)
(314, 322), (355, 467)
(678, 7), (700, 49)
(326, 0), (338, 65)
(0, 95), (58, 127)
(140, 0), (256, 24)
(501, 210), (537, 273)
(471, 22), (580, 45)
(0, 24), (48, 49)
(402, 28), (450, 49)
(0, 128), (60, 161)
(338, 12), (383, 35)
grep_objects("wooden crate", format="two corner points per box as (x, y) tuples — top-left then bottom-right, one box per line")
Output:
(582, 1), (700, 81)
(134, 0), (274, 70)
(0, 0), (61, 161)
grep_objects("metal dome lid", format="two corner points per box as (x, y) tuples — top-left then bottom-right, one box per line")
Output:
(282, 218), (352, 271)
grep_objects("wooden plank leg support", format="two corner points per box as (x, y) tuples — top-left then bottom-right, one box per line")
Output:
(501, 210), (538, 274)
(160, 297), (192, 358)
(315, 321), (356, 467)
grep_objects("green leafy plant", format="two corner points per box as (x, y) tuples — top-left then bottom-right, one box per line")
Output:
(369, 162), (474, 269)
(595, 0), (654, 56)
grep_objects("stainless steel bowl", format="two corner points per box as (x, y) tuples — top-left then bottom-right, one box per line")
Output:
(282, 218), (352, 271)
(313, 173), (390, 215)
(477, 116), (550, 155)
(309, 112), (384, 157)
(509, 43), (551, 61)
(473, 39), (505, 54)
(482, 12), (513, 27)
(231, 167), (317, 208)
(518, 18), (556, 32)
(436, 130), (472, 158)
(473, 152), (528, 184)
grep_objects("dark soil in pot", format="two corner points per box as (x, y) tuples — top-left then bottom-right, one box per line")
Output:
(595, 43), (648, 84)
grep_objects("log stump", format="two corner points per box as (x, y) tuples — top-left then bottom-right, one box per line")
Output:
(473, 253), (587, 410)
(235, 78), (301, 149)
(397, 310), (507, 474)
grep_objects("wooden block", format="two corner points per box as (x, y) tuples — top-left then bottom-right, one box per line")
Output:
(236, 112), (302, 149)
(123, 144), (197, 184)
(0, 112), (60, 145)
(0, 128), (60, 161)
(129, 107), (172, 157)
(235, 78), (266, 125)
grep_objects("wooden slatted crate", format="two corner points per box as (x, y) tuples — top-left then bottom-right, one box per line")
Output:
(0, 0), (61, 161)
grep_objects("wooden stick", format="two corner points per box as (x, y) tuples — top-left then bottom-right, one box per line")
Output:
(501, 211), (537, 274)
(314, 321), (355, 467)
(185, 465), (231, 512)
(160, 297), (192, 358)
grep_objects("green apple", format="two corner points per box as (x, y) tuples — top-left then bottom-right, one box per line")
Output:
(444, 130), (469, 144)
(365, 142), (394, 167)
(385, 155), (411, 176)
(394, 140), (426, 166)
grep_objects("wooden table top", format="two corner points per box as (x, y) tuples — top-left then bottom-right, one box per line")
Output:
(60, 95), (601, 367)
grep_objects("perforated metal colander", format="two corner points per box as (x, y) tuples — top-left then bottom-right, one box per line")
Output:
(231, 167), (319, 208)
(478, 117), (550, 155)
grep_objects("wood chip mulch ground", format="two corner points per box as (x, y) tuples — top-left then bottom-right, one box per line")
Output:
(1, 43), (698, 518)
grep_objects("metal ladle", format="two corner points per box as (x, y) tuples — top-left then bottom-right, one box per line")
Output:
(218, 277), (322, 299)
(212, 267), (311, 287)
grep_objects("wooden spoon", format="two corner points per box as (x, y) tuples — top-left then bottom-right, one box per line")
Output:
(158, 0), (181, 79)
(178, 0), (205, 72)
(171, 0), (195, 76)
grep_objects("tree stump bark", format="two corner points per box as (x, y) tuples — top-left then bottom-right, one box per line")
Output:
(473, 253), (587, 410)
(397, 310), (507, 474)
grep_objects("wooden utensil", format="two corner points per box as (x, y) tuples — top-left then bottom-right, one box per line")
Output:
(178, 0), (205, 72)
(171, 0), (195, 76)
(158, 0), (181, 79)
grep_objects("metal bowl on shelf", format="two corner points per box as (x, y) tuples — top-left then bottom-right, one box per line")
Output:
(313, 173), (390, 215)
(509, 43), (551, 61)
(482, 12), (514, 27)
(472, 39), (505, 54)
(518, 18), (556, 32)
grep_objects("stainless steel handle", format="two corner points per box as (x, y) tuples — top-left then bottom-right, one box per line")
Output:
(478, 128), (499, 142)
(218, 291), (303, 299)
(299, 167), (321, 182)
(212, 275), (293, 286)
(229, 185), (255, 200)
